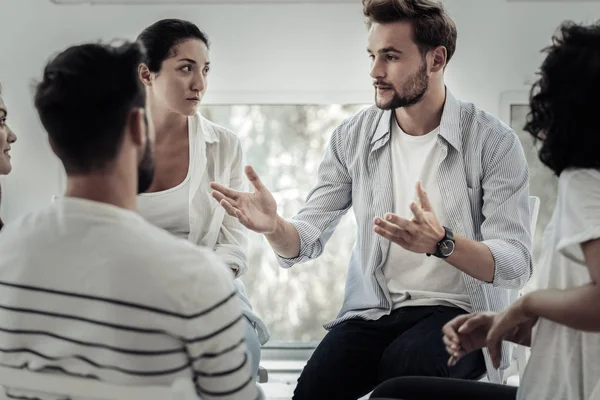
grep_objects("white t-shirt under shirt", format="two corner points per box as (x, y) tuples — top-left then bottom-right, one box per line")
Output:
(382, 118), (470, 311)
(137, 127), (193, 240)
(518, 169), (600, 400)
(137, 172), (191, 240)
(0, 198), (259, 400)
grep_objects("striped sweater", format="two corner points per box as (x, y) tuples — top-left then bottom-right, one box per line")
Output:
(0, 197), (259, 400)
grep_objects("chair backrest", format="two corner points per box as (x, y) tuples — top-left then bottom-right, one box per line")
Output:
(0, 366), (198, 400)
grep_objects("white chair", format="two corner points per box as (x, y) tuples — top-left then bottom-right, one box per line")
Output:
(257, 365), (268, 383)
(502, 195), (540, 386)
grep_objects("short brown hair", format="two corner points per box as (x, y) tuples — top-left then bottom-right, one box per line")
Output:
(363, 0), (457, 64)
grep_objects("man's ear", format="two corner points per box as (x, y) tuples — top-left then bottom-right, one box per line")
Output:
(430, 46), (447, 73)
(126, 108), (146, 147)
(138, 64), (153, 87)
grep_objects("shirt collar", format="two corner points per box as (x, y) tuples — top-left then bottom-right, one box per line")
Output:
(370, 88), (462, 152)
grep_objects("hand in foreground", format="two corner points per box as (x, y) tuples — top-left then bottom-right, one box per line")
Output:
(442, 312), (496, 367)
(487, 297), (538, 368)
(442, 299), (537, 369)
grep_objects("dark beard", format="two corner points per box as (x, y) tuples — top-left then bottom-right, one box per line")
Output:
(376, 58), (429, 110)
(137, 117), (155, 194)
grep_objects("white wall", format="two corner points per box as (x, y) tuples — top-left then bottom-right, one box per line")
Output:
(1, 0), (599, 222)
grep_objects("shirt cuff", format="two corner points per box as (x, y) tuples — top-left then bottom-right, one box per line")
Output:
(276, 219), (322, 268)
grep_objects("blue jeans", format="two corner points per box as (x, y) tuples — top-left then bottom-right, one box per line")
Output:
(293, 306), (486, 400)
(244, 316), (261, 376)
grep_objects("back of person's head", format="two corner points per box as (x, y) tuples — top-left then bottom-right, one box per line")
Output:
(362, 0), (457, 64)
(137, 19), (209, 73)
(34, 41), (147, 175)
(525, 21), (600, 176)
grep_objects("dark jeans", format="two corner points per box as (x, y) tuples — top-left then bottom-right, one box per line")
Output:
(370, 376), (518, 400)
(293, 306), (487, 400)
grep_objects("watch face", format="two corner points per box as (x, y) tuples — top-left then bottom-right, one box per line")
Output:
(439, 239), (455, 257)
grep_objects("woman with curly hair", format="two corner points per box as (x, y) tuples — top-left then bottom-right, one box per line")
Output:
(370, 20), (600, 400)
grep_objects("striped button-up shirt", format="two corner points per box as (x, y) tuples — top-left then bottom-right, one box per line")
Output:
(278, 90), (532, 382)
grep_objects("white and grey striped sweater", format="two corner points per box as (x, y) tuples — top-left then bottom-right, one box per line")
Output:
(0, 197), (259, 400)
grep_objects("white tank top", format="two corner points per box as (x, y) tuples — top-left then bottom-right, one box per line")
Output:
(137, 173), (191, 240)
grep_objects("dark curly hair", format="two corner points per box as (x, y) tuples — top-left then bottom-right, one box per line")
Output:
(524, 21), (600, 176)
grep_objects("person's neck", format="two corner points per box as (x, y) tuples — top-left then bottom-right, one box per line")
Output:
(149, 100), (189, 145)
(394, 83), (446, 136)
(64, 170), (137, 211)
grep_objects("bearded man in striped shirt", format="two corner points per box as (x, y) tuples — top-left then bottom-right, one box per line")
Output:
(210, 1), (532, 399)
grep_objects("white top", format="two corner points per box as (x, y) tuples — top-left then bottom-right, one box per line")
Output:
(0, 198), (259, 400)
(382, 118), (470, 311)
(137, 112), (269, 345)
(519, 169), (600, 400)
(137, 166), (191, 240)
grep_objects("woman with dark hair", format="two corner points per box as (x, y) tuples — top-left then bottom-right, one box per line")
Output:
(135, 19), (268, 375)
(0, 84), (18, 230)
(370, 20), (600, 400)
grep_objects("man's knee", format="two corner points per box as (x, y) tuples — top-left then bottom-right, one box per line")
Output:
(378, 338), (449, 382)
(294, 321), (384, 399)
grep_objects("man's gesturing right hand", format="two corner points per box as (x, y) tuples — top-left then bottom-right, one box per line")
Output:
(210, 165), (279, 234)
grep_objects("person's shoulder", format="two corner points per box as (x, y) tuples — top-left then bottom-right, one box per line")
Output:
(328, 105), (384, 150)
(560, 167), (600, 181)
(196, 112), (240, 147)
(457, 100), (524, 164)
(559, 168), (600, 197)
(119, 221), (236, 310)
(129, 221), (216, 265)
(459, 99), (515, 139)
(151, 241), (236, 311)
(0, 204), (57, 244)
(114, 216), (237, 297)
(338, 105), (381, 130)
